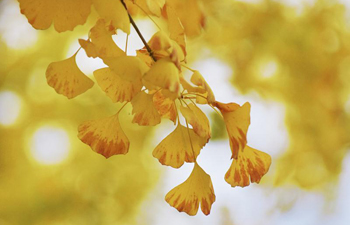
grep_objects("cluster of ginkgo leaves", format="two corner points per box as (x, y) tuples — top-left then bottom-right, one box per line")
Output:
(18, 0), (271, 215)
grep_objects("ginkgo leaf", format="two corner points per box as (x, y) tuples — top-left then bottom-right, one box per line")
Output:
(225, 145), (271, 187)
(215, 101), (251, 159)
(143, 58), (180, 94)
(166, 0), (205, 37)
(148, 31), (172, 52)
(180, 103), (211, 141)
(191, 71), (215, 104)
(136, 50), (154, 68)
(153, 124), (207, 168)
(78, 113), (130, 158)
(166, 5), (186, 56)
(46, 53), (94, 99)
(131, 92), (161, 126)
(153, 90), (177, 124)
(93, 0), (130, 33)
(79, 19), (125, 59)
(141, 0), (166, 17)
(180, 77), (205, 94)
(94, 68), (142, 103)
(104, 56), (149, 82)
(18, 0), (92, 32)
(165, 163), (215, 215)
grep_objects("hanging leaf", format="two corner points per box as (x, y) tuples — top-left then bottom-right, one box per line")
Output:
(79, 19), (125, 59)
(94, 67), (142, 103)
(191, 71), (215, 104)
(131, 92), (161, 126)
(215, 101), (250, 159)
(225, 145), (271, 187)
(46, 53), (94, 99)
(166, 5), (186, 56)
(165, 163), (215, 215)
(180, 103), (211, 141)
(153, 124), (207, 168)
(92, 0), (130, 33)
(18, 0), (92, 32)
(78, 113), (130, 158)
(143, 58), (180, 94)
(153, 90), (177, 124)
(104, 56), (149, 82)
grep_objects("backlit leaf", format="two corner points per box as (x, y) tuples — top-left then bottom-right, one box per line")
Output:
(215, 101), (250, 159)
(191, 71), (215, 104)
(94, 67), (142, 103)
(165, 163), (215, 215)
(79, 19), (125, 59)
(46, 53), (94, 99)
(131, 92), (161, 126)
(137, 0), (165, 17)
(104, 56), (149, 82)
(166, 5), (186, 56)
(180, 103), (211, 140)
(225, 146), (271, 187)
(153, 124), (207, 168)
(153, 90), (177, 124)
(78, 113), (130, 158)
(18, 0), (92, 32)
(93, 0), (130, 33)
(148, 31), (172, 52)
(166, 0), (205, 37)
(143, 58), (180, 94)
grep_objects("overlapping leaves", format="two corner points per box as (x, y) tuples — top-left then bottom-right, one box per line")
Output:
(21, 0), (271, 216)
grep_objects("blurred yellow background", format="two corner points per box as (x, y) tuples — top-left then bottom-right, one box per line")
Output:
(1, 0), (350, 224)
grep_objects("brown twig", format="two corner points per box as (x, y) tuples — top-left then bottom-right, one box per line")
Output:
(120, 0), (157, 62)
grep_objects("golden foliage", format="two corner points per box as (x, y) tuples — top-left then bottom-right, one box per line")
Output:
(5, 0), (274, 217)
(18, 0), (92, 32)
(78, 113), (130, 158)
(165, 163), (215, 215)
(46, 53), (94, 99)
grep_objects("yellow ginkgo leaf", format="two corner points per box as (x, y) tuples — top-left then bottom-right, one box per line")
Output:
(148, 31), (172, 52)
(153, 90), (177, 124)
(136, 50), (154, 68)
(191, 71), (215, 104)
(143, 58), (180, 94)
(104, 56), (149, 82)
(128, 0), (165, 17)
(225, 146), (271, 187)
(165, 163), (215, 215)
(18, 0), (92, 32)
(79, 19), (125, 59)
(131, 92), (161, 126)
(180, 103), (211, 141)
(78, 113), (130, 158)
(153, 124), (207, 168)
(93, 0), (130, 33)
(215, 101), (250, 159)
(166, 0), (205, 37)
(180, 77), (205, 94)
(166, 5), (186, 56)
(94, 68), (142, 103)
(46, 54), (94, 99)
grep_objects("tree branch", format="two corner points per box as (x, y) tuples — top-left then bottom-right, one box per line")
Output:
(120, 0), (157, 62)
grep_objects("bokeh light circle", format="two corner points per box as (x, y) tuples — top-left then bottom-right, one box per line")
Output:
(30, 126), (70, 165)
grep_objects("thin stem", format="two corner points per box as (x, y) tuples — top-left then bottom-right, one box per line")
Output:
(125, 34), (129, 53)
(181, 64), (196, 72)
(180, 99), (196, 162)
(117, 102), (128, 115)
(184, 93), (223, 118)
(73, 47), (82, 57)
(120, 0), (157, 62)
